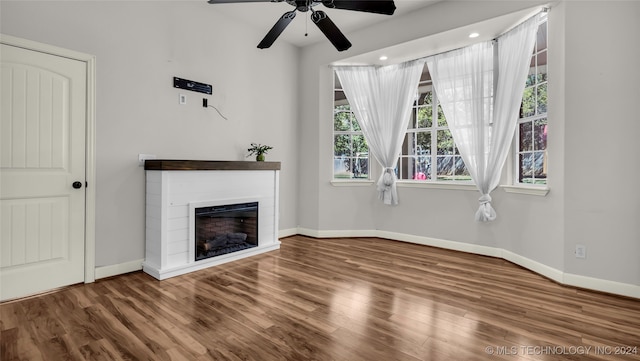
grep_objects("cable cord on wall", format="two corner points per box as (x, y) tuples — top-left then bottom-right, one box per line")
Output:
(208, 104), (228, 120)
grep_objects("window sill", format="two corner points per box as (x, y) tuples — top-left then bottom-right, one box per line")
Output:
(331, 180), (375, 187)
(396, 181), (477, 191)
(500, 184), (549, 196)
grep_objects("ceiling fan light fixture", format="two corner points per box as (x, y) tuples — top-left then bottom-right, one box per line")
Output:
(206, 0), (396, 51)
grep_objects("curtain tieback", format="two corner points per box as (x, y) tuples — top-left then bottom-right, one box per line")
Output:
(478, 194), (492, 205)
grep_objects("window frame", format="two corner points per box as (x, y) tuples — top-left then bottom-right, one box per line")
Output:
(332, 76), (371, 181)
(513, 17), (549, 189)
(397, 74), (472, 184)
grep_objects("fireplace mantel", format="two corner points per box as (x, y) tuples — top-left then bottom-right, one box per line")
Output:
(145, 159), (281, 171)
(143, 159), (281, 280)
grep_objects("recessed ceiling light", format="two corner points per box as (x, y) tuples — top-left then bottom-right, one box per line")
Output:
(379, 55), (388, 61)
(469, 32), (480, 38)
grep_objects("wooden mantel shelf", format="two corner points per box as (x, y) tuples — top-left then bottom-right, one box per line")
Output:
(144, 160), (281, 171)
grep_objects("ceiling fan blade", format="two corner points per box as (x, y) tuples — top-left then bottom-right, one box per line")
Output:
(257, 10), (297, 49)
(311, 10), (352, 52)
(321, 0), (396, 15)
(208, 0), (280, 3)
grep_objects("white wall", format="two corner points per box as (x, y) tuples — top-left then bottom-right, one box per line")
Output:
(562, 1), (640, 285)
(1, 1), (300, 268)
(298, 0), (639, 294)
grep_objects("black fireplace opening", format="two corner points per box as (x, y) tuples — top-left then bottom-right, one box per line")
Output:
(195, 202), (258, 261)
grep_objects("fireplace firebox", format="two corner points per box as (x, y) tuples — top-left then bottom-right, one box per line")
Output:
(195, 202), (258, 261)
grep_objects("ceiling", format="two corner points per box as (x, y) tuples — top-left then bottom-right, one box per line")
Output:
(207, 0), (544, 66)
(206, 0), (442, 48)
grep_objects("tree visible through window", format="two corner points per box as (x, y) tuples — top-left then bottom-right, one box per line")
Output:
(517, 18), (548, 185)
(333, 75), (369, 179)
(332, 17), (548, 184)
(399, 66), (470, 181)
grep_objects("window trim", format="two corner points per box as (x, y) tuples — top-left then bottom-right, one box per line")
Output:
(501, 184), (549, 196)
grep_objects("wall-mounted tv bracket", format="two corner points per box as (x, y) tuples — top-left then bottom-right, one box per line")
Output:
(173, 77), (212, 95)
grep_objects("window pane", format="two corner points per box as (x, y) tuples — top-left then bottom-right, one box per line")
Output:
(353, 157), (369, 179)
(537, 51), (547, 82)
(437, 156), (454, 180)
(417, 131), (431, 155)
(534, 151), (546, 177)
(519, 122), (533, 151)
(519, 153), (534, 183)
(536, 83), (547, 114)
(534, 118), (547, 151)
(526, 63), (536, 87)
(520, 87), (535, 118)
(352, 116), (362, 131)
(334, 134), (350, 156)
(422, 90), (433, 106)
(536, 21), (547, 52)
(454, 156), (469, 178)
(398, 156), (409, 180)
(334, 111), (351, 131)
(334, 157), (351, 178)
(404, 132), (417, 155)
(352, 134), (368, 154)
(416, 155), (430, 180)
(334, 90), (348, 106)
(417, 106), (432, 128)
(437, 104), (447, 127)
(437, 129), (454, 155)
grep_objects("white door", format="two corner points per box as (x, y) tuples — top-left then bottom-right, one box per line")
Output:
(1, 43), (87, 301)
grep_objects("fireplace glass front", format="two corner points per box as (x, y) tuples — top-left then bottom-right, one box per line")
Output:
(195, 202), (258, 261)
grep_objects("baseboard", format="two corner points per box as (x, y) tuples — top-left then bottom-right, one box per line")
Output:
(296, 227), (378, 238)
(563, 273), (640, 299)
(93, 229), (639, 299)
(95, 258), (144, 280)
(278, 228), (299, 238)
(291, 227), (640, 299)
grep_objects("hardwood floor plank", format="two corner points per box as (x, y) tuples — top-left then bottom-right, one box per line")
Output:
(1, 236), (639, 360)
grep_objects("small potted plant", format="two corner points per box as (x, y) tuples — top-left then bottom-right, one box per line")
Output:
(247, 143), (273, 162)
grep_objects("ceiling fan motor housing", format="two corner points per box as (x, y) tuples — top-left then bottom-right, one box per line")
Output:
(208, 0), (396, 51)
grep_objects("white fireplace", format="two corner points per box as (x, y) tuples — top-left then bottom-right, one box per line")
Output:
(143, 160), (281, 280)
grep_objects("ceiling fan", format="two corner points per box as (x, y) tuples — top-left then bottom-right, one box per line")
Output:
(206, 0), (397, 51)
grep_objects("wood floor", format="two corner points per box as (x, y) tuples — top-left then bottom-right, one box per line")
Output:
(2, 236), (639, 361)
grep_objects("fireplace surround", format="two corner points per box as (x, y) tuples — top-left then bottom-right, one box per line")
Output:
(143, 160), (281, 280)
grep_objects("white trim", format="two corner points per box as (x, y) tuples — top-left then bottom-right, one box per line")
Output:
(330, 180), (375, 187)
(501, 249), (563, 283)
(396, 181), (477, 191)
(95, 259), (144, 280)
(501, 184), (550, 196)
(563, 273), (640, 299)
(376, 230), (502, 258)
(142, 243), (280, 280)
(279, 228), (299, 238)
(0, 34), (97, 284)
(291, 228), (639, 299)
(297, 227), (378, 238)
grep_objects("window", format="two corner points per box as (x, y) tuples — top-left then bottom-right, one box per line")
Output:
(332, 17), (548, 185)
(333, 74), (369, 179)
(398, 65), (470, 182)
(516, 19), (548, 185)
(333, 66), (469, 182)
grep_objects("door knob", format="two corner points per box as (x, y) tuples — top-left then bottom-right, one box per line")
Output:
(72, 181), (83, 189)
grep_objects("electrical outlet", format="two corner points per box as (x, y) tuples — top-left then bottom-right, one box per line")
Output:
(179, 94), (187, 105)
(575, 244), (586, 259)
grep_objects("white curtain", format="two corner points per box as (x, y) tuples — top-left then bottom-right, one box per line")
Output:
(427, 15), (540, 221)
(335, 59), (424, 205)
